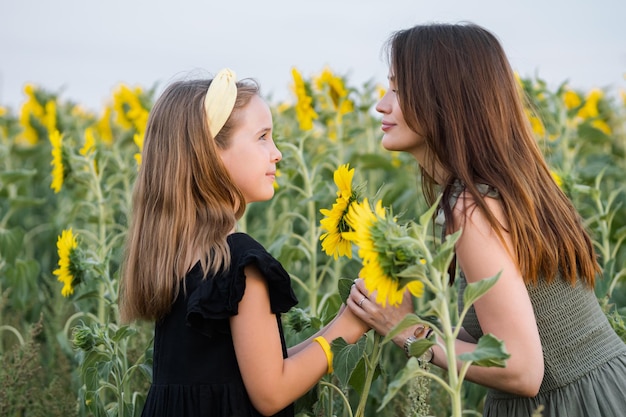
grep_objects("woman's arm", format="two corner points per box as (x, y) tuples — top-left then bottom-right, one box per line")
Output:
(348, 194), (544, 397)
(448, 194), (544, 395)
(231, 265), (368, 416)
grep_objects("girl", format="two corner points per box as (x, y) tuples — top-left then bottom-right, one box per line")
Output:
(119, 69), (368, 417)
(348, 23), (626, 416)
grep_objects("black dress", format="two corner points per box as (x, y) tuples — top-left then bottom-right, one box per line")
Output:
(141, 233), (299, 417)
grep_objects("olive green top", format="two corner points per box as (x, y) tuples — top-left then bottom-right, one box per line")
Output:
(458, 274), (626, 397)
(442, 181), (626, 404)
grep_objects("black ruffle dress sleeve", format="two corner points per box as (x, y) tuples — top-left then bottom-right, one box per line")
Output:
(186, 233), (298, 336)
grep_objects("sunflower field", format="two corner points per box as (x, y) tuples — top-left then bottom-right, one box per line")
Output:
(0, 67), (625, 417)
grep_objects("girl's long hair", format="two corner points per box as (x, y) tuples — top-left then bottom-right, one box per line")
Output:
(387, 22), (599, 287)
(119, 78), (259, 322)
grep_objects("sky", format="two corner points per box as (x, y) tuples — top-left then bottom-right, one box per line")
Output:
(1, 0), (625, 112)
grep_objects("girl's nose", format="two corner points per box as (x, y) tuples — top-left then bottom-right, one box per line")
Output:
(272, 144), (282, 163)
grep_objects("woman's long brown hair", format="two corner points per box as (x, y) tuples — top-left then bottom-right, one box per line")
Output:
(387, 23), (599, 287)
(119, 78), (259, 323)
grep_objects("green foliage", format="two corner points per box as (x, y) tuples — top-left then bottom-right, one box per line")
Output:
(0, 317), (75, 417)
(1, 69), (625, 416)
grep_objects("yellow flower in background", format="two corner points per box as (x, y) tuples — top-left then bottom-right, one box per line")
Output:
(53, 229), (78, 297)
(17, 84), (45, 146)
(44, 100), (57, 134)
(343, 199), (425, 306)
(577, 89), (603, 119)
(50, 129), (65, 193)
(314, 67), (354, 115)
(326, 118), (339, 142)
(113, 84), (150, 134)
(133, 133), (144, 167)
(320, 164), (358, 259)
(563, 89), (582, 110)
(291, 67), (318, 131)
(0, 106), (7, 117)
(376, 84), (386, 100)
(513, 72), (523, 89)
(525, 109), (546, 138)
(529, 115), (546, 138)
(80, 127), (96, 156)
(70, 104), (91, 118)
(390, 152), (402, 168)
(273, 169), (282, 190)
(591, 119), (612, 135)
(277, 102), (291, 114)
(95, 105), (114, 145)
(550, 170), (563, 189)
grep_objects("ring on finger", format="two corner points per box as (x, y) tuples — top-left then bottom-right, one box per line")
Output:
(358, 297), (367, 307)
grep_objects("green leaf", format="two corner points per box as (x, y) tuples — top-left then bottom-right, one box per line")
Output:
(112, 325), (137, 343)
(383, 314), (423, 344)
(347, 357), (367, 395)
(0, 227), (24, 263)
(9, 196), (46, 209)
(0, 168), (37, 184)
(407, 337), (435, 358)
(331, 336), (367, 388)
(462, 272), (501, 308)
(458, 333), (511, 367)
(397, 264), (428, 282)
(82, 350), (111, 370)
(338, 277), (353, 303)
(378, 358), (425, 410)
(431, 229), (461, 272)
(418, 196), (441, 228)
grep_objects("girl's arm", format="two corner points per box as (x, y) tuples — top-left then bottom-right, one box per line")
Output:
(286, 304), (351, 357)
(231, 265), (368, 416)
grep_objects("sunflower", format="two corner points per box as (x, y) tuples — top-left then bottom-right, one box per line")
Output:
(291, 67), (318, 131)
(133, 133), (144, 168)
(50, 129), (65, 193)
(343, 199), (425, 306)
(319, 164), (359, 259)
(53, 229), (83, 297)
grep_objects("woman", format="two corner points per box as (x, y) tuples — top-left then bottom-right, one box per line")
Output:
(348, 23), (626, 416)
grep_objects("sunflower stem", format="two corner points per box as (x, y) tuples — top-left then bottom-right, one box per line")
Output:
(433, 267), (463, 417)
(355, 333), (383, 417)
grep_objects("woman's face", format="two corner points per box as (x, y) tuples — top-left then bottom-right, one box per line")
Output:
(375, 74), (427, 160)
(218, 95), (282, 204)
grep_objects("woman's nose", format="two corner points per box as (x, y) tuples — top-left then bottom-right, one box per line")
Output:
(375, 94), (390, 114)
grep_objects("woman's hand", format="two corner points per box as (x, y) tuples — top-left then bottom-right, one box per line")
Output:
(347, 278), (416, 347)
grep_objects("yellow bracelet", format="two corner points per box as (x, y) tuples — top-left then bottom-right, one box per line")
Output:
(313, 336), (333, 374)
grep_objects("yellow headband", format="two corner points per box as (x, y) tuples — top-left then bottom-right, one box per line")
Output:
(204, 68), (237, 137)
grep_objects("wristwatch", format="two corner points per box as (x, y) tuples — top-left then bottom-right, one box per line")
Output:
(403, 336), (417, 358)
(403, 336), (434, 364)
(419, 346), (434, 365)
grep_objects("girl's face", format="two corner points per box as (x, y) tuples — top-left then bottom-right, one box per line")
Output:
(375, 74), (427, 161)
(219, 95), (282, 204)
